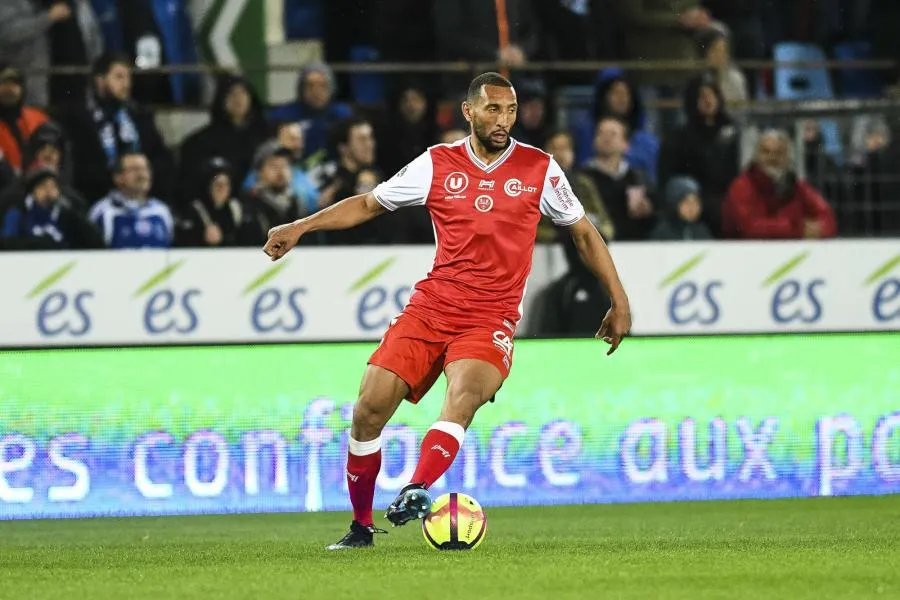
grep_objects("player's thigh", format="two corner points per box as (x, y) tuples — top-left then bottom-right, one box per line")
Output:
(440, 359), (505, 427)
(352, 364), (409, 437)
(368, 312), (447, 404)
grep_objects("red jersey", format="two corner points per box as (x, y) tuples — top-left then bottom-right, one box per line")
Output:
(372, 137), (585, 329)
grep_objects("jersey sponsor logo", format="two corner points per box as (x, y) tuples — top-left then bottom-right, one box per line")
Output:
(504, 178), (538, 197)
(478, 179), (495, 190)
(475, 195), (494, 213)
(553, 182), (576, 210)
(492, 330), (513, 358)
(549, 175), (561, 188)
(444, 172), (469, 194)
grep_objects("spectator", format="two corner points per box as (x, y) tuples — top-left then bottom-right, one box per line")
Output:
(542, 130), (615, 243)
(616, 0), (712, 89)
(0, 1), (74, 108)
(378, 84), (439, 176)
(702, 31), (748, 104)
(440, 128), (468, 144)
(21, 122), (86, 211)
(0, 164), (103, 250)
(723, 130), (837, 239)
(433, 0), (539, 94)
(582, 117), (656, 241)
(846, 116), (900, 236)
(47, 0), (104, 111)
(240, 142), (306, 246)
(433, 0), (538, 69)
(312, 118), (379, 204)
(0, 121), (88, 216)
(176, 157), (256, 248)
(0, 65), (50, 173)
(658, 73), (739, 237)
(510, 79), (551, 148)
(650, 176), (713, 240)
(89, 151), (174, 248)
(178, 74), (268, 205)
(0, 153), (14, 194)
(592, 69), (660, 184)
(64, 52), (174, 204)
(268, 63), (353, 164)
(244, 123), (320, 217)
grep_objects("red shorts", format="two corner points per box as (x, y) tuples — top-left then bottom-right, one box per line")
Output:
(368, 312), (515, 403)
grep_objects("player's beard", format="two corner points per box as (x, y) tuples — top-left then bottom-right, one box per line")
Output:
(471, 117), (510, 154)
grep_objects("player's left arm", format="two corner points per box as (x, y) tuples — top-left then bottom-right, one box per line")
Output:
(539, 158), (632, 354)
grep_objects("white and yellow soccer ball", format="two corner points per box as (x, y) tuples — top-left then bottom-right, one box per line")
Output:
(422, 492), (487, 550)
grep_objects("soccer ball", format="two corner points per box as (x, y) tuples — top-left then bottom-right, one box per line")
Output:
(422, 492), (487, 550)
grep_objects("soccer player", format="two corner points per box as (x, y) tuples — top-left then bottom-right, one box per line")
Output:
(263, 72), (632, 549)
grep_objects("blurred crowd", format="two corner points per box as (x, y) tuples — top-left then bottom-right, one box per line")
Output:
(1, 0), (899, 251)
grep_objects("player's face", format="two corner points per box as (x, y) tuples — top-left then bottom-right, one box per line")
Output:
(465, 85), (517, 152)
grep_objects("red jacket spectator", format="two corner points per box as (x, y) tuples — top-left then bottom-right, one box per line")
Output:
(0, 64), (49, 172)
(723, 155), (838, 239)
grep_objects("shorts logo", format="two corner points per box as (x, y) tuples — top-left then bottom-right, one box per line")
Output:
(475, 195), (493, 212)
(504, 178), (538, 197)
(492, 330), (513, 359)
(444, 172), (469, 194)
(347, 471), (360, 483)
(549, 176), (560, 188)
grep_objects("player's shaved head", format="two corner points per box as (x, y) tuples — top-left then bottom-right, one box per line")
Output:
(463, 73), (517, 154)
(466, 72), (514, 104)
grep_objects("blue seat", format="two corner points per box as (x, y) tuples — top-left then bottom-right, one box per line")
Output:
(349, 45), (384, 105)
(833, 41), (883, 98)
(773, 42), (834, 100)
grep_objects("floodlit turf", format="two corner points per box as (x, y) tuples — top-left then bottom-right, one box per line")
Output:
(1, 497), (898, 600)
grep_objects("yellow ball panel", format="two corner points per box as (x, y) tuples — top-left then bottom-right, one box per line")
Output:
(421, 493), (487, 550)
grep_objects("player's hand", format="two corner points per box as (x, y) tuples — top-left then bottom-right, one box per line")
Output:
(263, 221), (302, 261)
(596, 304), (631, 356)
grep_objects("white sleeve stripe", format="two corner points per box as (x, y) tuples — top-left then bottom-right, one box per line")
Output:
(552, 211), (585, 226)
(373, 192), (398, 212)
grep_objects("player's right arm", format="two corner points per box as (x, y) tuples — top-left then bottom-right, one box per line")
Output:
(263, 151), (433, 261)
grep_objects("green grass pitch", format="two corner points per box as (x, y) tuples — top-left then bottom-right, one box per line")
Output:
(1, 496), (898, 599)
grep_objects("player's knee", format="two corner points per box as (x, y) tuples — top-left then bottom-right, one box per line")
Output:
(352, 394), (393, 438)
(442, 385), (489, 427)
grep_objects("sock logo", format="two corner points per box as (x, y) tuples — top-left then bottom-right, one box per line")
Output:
(346, 471), (360, 482)
(431, 444), (451, 458)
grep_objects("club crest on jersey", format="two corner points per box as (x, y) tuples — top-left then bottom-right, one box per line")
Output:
(475, 195), (493, 212)
(444, 172), (469, 194)
(504, 178), (538, 197)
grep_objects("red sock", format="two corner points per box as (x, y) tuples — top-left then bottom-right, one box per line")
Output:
(411, 421), (465, 488)
(347, 437), (381, 527)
